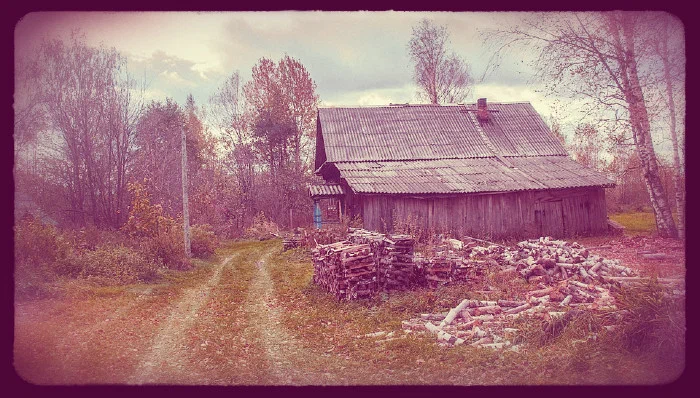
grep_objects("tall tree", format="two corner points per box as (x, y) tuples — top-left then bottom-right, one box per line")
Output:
(651, 14), (685, 238)
(242, 55), (319, 228)
(133, 99), (185, 216)
(487, 12), (678, 237)
(29, 32), (143, 227)
(408, 19), (473, 104)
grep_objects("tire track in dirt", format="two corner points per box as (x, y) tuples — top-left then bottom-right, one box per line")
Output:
(127, 254), (235, 385)
(243, 247), (334, 385)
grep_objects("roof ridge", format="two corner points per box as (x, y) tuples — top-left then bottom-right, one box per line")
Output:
(318, 101), (533, 109)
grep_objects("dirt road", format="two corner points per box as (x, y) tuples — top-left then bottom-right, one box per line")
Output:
(14, 241), (340, 385)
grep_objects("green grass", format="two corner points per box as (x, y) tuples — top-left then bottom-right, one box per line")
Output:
(610, 211), (657, 235)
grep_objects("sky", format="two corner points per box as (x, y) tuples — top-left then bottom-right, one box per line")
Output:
(13, 11), (683, 159)
(14, 12), (544, 107)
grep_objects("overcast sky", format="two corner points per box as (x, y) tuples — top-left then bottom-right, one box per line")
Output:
(13, 11), (683, 159)
(15, 12), (548, 108)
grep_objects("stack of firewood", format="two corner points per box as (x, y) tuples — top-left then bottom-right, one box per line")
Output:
(282, 236), (302, 251)
(419, 252), (464, 288)
(379, 234), (417, 290)
(312, 241), (377, 300)
(347, 229), (418, 291)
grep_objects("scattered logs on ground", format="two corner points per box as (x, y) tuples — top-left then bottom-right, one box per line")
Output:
(401, 279), (620, 350)
(459, 236), (640, 285)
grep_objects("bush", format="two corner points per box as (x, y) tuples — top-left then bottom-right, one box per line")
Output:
(122, 182), (191, 270)
(14, 215), (71, 272)
(76, 245), (162, 285)
(14, 216), (74, 299)
(245, 211), (279, 240)
(190, 224), (218, 258)
(612, 281), (685, 355)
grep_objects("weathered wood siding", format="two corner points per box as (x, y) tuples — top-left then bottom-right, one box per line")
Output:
(352, 187), (608, 239)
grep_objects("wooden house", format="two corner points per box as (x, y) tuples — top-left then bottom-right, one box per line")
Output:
(309, 99), (615, 239)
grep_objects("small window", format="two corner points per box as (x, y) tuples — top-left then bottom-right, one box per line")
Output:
(321, 197), (341, 223)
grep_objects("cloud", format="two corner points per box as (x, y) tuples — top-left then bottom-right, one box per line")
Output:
(126, 50), (225, 105)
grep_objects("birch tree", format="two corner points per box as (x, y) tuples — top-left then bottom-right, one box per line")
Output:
(408, 19), (473, 104)
(651, 14), (685, 238)
(486, 11), (679, 237)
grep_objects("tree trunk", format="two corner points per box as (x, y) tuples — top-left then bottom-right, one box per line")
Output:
(659, 20), (685, 239)
(181, 126), (191, 257)
(617, 14), (678, 238)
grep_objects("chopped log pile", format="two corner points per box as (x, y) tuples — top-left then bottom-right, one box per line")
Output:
(312, 242), (377, 300)
(282, 236), (302, 251)
(311, 231), (685, 304)
(311, 229), (418, 300)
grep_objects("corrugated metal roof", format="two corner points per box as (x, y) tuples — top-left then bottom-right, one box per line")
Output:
(318, 103), (568, 163)
(334, 157), (615, 194)
(309, 183), (346, 198)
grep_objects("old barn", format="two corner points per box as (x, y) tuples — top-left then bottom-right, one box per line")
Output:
(309, 99), (615, 239)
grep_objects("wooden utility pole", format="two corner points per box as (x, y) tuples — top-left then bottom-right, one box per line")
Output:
(181, 125), (191, 257)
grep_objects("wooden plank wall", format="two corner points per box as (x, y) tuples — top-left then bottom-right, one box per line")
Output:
(354, 187), (608, 239)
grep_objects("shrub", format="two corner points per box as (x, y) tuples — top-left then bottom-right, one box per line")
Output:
(122, 182), (191, 270)
(76, 245), (162, 285)
(612, 280), (685, 355)
(14, 215), (71, 272)
(245, 211), (279, 240)
(190, 224), (218, 258)
(14, 216), (74, 299)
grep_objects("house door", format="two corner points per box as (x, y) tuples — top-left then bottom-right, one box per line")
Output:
(534, 201), (565, 237)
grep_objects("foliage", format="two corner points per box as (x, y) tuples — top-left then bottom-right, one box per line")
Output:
(408, 18), (473, 104)
(244, 211), (279, 240)
(122, 182), (191, 269)
(14, 215), (74, 298)
(75, 245), (161, 285)
(190, 224), (218, 258)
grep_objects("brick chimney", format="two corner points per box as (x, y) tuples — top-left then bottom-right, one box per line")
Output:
(477, 98), (489, 121)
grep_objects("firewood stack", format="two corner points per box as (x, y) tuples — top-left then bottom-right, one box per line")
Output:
(347, 229), (418, 291)
(312, 241), (377, 300)
(282, 236), (302, 251)
(421, 253), (463, 288)
(380, 234), (417, 290)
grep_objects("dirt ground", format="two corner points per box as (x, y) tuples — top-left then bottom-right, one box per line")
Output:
(13, 236), (685, 385)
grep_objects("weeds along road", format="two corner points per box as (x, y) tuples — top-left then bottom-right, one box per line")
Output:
(14, 240), (346, 385)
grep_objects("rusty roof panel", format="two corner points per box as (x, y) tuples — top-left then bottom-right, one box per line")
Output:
(333, 156), (614, 194)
